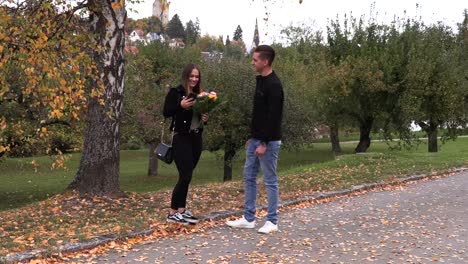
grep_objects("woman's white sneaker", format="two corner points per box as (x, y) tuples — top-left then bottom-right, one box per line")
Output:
(226, 216), (255, 228)
(258, 221), (278, 234)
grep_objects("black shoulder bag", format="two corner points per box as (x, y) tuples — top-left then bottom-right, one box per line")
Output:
(155, 118), (175, 164)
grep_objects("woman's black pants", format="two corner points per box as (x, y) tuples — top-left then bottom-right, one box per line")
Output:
(171, 131), (202, 210)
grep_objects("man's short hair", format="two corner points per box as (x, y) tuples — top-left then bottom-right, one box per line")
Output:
(255, 45), (275, 66)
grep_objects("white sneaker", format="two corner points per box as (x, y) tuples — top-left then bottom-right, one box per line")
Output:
(258, 221), (278, 234)
(226, 216), (255, 229)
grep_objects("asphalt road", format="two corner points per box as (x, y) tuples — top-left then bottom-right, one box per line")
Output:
(70, 171), (468, 264)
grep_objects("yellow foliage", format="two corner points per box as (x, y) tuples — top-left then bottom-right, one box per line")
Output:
(0, 117), (6, 130)
(15, 129), (24, 136)
(0, 145), (10, 153)
(51, 154), (69, 170)
(111, 0), (125, 10)
(50, 109), (64, 119)
(0, 1), (100, 156)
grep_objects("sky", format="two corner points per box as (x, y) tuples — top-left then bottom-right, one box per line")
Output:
(128, 0), (467, 48)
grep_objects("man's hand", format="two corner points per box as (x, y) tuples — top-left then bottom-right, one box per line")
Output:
(255, 143), (266, 157)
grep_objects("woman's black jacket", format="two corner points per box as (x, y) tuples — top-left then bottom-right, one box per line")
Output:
(163, 85), (199, 133)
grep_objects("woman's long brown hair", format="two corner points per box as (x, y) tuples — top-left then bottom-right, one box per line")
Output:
(181, 63), (202, 95)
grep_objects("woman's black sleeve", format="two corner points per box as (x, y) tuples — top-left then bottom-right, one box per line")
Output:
(163, 88), (181, 118)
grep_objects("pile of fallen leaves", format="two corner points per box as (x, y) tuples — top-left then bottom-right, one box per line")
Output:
(0, 154), (449, 258)
(0, 180), (251, 256)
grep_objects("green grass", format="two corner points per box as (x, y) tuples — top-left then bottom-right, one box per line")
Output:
(1, 137), (467, 211)
(0, 145), (336, 210)
(311, 130), (468, 143)
(279, 138), (468, 194)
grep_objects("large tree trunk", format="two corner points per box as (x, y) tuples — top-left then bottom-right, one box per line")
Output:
(329, 123), (342, 155)
(418, 120), (439, 152)
(223, 133), (236, 182)
(68, 1), (126, 196)
(148, 142), (159, 177)
(355, 117), (373, 153)
(427, 127), (438, 152)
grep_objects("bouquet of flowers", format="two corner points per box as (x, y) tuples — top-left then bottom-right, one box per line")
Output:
(192, 91), (220, 114)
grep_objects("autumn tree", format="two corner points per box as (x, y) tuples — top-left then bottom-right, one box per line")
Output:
(196, 35), (224, 52)
(203, 45), (315, 180)
(130, 16), (164, 34)
(202, 59), (255, 181)
(402, 23), (466, 152)
(322, 10), (467, 154)
(65, 0), (130, 196)
(125, 17), (137, 33)
(324, 13), (407, 153)
(0, 1), (91, 159)
(374, 18), (422, 148)
(272, 44), (318, 147)
(123, 49), (165, 177)
(457, 10), (468, 120)
(224, 39), (246, 60)
(146, 16), (164, 34)
(0, 0), (144, 196)
(279, 24), (344, 152)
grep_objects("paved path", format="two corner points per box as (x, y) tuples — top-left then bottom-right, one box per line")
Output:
(71, 172), (468, 263)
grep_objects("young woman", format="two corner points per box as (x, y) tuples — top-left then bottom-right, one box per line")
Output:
(163, 63), (209, 225)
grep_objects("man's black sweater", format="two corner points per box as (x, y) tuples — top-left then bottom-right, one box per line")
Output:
(251, 71), (284, 143)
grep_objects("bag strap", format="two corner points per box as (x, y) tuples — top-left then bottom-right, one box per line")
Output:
(160, 116), (176, 145)
(161, 89), (182, 145)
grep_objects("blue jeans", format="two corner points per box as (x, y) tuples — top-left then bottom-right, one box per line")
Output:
(243, 138), (281, 224)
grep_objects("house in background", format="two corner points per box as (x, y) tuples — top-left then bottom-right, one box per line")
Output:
(126, 29), (166, 46)
(201, 51), (223, 61)
(129, 29), (145, 43)
(168, 38), (185, 49)
(146, 32), (165, 43)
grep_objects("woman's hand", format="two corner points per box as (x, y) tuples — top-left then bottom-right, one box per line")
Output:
(180, 97), (195, 109)
(201, 113), (209, 122)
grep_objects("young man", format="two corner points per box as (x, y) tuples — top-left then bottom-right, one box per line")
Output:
(226, 45), (284, 234)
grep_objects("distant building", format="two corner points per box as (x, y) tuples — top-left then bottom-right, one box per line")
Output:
(126, 29), (165, 45)
(168, 38), (185, 49)
(129, 29), (145, 43)
(153, 0), (170, 26)
(146, 32), (165, 43)
(201, 51), (224, 61)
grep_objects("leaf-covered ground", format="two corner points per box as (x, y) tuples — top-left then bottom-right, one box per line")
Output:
(68, 171), (468, 264)
(1, 147), (467, 260)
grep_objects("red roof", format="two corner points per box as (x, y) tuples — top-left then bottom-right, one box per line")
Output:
(124, 45), (139, 55)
